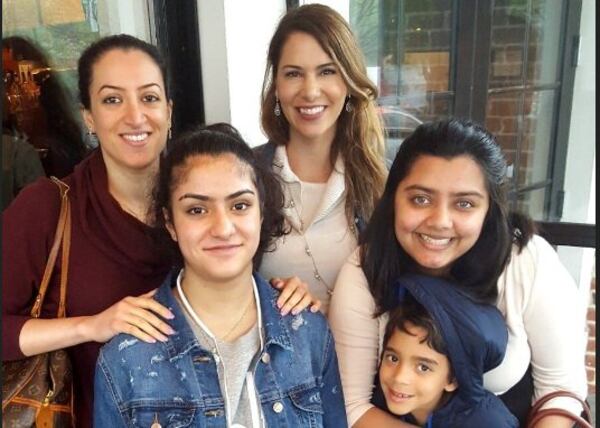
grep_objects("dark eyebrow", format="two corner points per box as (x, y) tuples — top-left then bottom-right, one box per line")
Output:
(280, 62), (337, 70)
(384, 345), (439, 366)
(403, 184), (485, 199)
(178, 189), (255, 202)
(97, 83), (162, 94)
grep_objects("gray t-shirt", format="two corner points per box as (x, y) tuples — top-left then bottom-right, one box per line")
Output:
(176, 293), (262, 427)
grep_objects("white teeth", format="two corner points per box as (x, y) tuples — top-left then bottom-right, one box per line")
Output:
(122, 133), (148, 142)
(419, 233), (451, 246)
(299, 106), (325, 115)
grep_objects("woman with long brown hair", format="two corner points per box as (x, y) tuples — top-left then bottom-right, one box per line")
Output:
(256, 4), (387, 314)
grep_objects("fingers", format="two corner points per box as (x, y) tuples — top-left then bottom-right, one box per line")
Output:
(124, 306), (175, 341)
(274, 276), (323, 316)
(310, 299), (322, 313)
(106, 295), (176, 344)
(275, 276), (304, 312)
(128, 294), (175, 320)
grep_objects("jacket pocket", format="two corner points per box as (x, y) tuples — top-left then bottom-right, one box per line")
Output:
(287, 385), (324, 427)
(129, 406), (197, 427)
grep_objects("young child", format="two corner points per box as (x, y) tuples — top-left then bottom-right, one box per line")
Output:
(374, 274), (518, 427)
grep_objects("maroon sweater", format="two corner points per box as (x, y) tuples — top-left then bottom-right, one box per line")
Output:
(2, 149), (171, 427)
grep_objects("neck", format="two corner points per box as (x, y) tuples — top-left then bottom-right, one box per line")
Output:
(180, 266), (255, 324)
(286, 137), (333, 183)
(105, 159), (158, 223)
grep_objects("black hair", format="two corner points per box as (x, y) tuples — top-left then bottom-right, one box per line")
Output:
(77, 34), (170, 109)
(151, 123), (289, 270)
(361, 118), (535, 315)
(383, 296), (454, 382)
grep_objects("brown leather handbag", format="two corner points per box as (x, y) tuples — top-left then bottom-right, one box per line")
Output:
(526, 390), (592, 428)
(2, 177), (75, 427)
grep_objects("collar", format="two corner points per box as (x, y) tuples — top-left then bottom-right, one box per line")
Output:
(274, 145), (347, 227)
(273, 144), (345, 183)
(154, 270), (293, 362)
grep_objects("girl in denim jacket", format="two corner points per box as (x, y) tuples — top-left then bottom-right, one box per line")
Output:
(94, 123), (346, 427)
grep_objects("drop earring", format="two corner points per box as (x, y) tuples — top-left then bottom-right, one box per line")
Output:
(87, 130), (98, 146)
(274, 98), (281, 117)
(345, 95), (353, 112)
(168, 126), (172, 140)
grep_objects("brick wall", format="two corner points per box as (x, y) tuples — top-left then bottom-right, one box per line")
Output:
(586, 277), (596, 395)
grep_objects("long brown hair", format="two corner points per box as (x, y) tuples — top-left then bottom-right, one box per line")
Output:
(260, 4), (386, 222)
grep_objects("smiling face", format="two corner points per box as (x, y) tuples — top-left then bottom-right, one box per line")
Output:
(165, 154), (261, 285)
(82, 48), (172, 173)
(379, 323), (457, 425)
(275, 31), (348, 145)
(394, 155), (490, 277)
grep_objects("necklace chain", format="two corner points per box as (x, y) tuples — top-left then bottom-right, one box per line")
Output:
(285, 184), (334, 296)
(177, 280), (253, 341)
(222, 298), (253, 341)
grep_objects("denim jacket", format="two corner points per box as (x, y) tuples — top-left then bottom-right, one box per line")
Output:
(94, 271), (347, 427)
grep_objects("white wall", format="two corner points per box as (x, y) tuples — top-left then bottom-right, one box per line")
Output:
(197, 0), (286, 146)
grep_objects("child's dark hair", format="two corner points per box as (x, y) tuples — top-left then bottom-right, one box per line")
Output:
(383, 296), (454, 381)
(151, 123), (288, 269)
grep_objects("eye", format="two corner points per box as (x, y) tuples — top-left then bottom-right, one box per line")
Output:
(102, 96), (121, 104)
(456, 200), (474, 209)
(142, 93), (160, 103)
(412, 195), (430, 206)
(232, 201), (250, 211)
(284, 70), (301, 78)
(321, 67), (337, 76)
(383, 352), (398, 364)
(417, 363), (431, 373)
(187, 206), (207, 215)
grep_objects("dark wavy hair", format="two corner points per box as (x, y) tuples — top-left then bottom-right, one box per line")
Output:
(78, 34), (170, 109)
(361, 118), (535, 315)
(151, 123), (289, 270)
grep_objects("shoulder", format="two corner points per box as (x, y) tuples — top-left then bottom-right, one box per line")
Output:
(332, 248), (371, 297)
(3, 177), (64, 233)
(502, 235), (564, 283)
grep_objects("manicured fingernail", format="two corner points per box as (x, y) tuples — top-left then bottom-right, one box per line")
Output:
(167, 327), (176, 335)
(147, 338), (157, 343)
(311, 306), (318, 313)
(166, 312), (175, 319)
(280, 309), (288, 316)
(291, 308), (299, 315)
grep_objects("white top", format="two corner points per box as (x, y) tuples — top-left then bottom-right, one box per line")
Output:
(259, 145), (358, 314)
(328, 235), (588, 426)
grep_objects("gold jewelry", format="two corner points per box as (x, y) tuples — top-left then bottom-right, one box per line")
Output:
(285, 184), (334, 296)
(221, 297), (253, 341)
(176, 278), (254, 341)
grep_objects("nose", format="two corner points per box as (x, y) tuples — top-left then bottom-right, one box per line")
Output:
(390, 363), (412, 386)
(425, 204), (452, 230)
(123, 99), (146, 127)
(210, 208), (235, 239)
(301, 74), (321, 101)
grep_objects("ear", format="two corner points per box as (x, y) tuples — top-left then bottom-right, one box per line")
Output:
(82, 108), (95, 133)
(444, 377), (458, 393)
(163, 207), (178, 242)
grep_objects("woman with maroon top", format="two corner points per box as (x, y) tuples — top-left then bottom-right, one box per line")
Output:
(2, 34), (317, 428)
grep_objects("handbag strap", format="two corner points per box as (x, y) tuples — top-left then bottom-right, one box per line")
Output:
(30, 176), (71, 319)
(527, 390), (592, 428)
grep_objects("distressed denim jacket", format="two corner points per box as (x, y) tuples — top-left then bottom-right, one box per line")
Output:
(94, 271), (347, 428)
